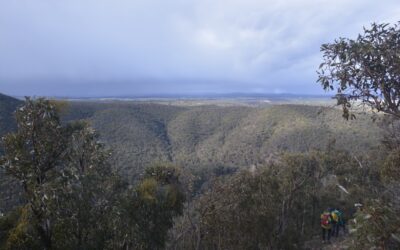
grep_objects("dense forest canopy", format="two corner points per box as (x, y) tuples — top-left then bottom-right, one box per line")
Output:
(64, 101), (380, 181)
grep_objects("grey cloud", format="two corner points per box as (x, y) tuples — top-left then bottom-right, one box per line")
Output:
(0, 0), (399, 96)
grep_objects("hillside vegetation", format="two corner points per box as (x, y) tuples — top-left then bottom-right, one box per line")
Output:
(0, 94), (21, 140)
(0, 94), (22, 212)
(0, 94), (396, 249)
(0, 95), (383, 211)
(64, 101), (382, 181)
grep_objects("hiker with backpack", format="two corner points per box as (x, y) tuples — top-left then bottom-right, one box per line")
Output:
(331, 208), (345, 237)
(321, 208), (333, 244)
(330, 208), (339, 237)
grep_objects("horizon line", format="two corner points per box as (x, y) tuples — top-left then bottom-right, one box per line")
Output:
(7, 92), (333, 100)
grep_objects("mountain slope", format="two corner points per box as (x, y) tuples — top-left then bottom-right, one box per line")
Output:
(0, 96), (382, 182)
(0, 93), (21, 139)
(0, 93), (22, 212)
(64, 102), (382, 181)
(0, 95), (383, 211)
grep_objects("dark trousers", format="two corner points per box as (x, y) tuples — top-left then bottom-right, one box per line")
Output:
(322, 228), (331, 241)
(332, 222), (339, 237)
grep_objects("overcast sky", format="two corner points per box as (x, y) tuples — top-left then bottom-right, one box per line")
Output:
(1, 0), (399, 97)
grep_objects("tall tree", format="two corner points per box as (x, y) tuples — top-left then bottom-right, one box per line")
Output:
(0, 98), (118, 249)
(317, 22), (400, 120)
(1, 98), (68, 249)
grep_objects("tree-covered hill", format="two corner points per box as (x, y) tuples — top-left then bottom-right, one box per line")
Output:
(63, 100), (382, 182)
(64, 102), (187, 179)
(0, 94), (22, 212)
(0, 93), (21, 140)
(0, 93), (390, 248)
(0, 94), (383, 184)
(0, 93), (384, 209)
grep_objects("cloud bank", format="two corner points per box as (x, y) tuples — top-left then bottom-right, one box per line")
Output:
(0, 0), (399, 96)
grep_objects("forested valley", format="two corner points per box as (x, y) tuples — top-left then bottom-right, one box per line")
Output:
(1, 23), (400, 250)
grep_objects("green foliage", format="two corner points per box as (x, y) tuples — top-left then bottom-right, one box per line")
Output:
(0, 207), (36, 250)
(0, 93), (21, 139)
(0, 93), (394, 249)
(133, 163), (185, 249)
(1, 98), (72, 249)
(66, 102), (186, 181)
(169, 151), (369, 249)
(61, 101), (382, 182)
(0, 95), (25, 212)
(345, 146), (400, 249)
(0, 99), (186, 249)
(381, 148), (400, 182)
(105, 163), (186, 250)
(2, 206), (40, 250)
(350, 200), (400, 249)
(0, 98), (123, 249)
(318, 22), (400, 119)
(317, 21), (400, 249)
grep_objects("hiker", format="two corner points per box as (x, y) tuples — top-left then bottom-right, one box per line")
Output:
(320, 208), (333, 243)
(330, 208), (343, 237)
(338, 209), (345, 235)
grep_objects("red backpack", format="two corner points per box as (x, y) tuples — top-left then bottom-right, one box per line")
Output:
(321, 213), (331, 226)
